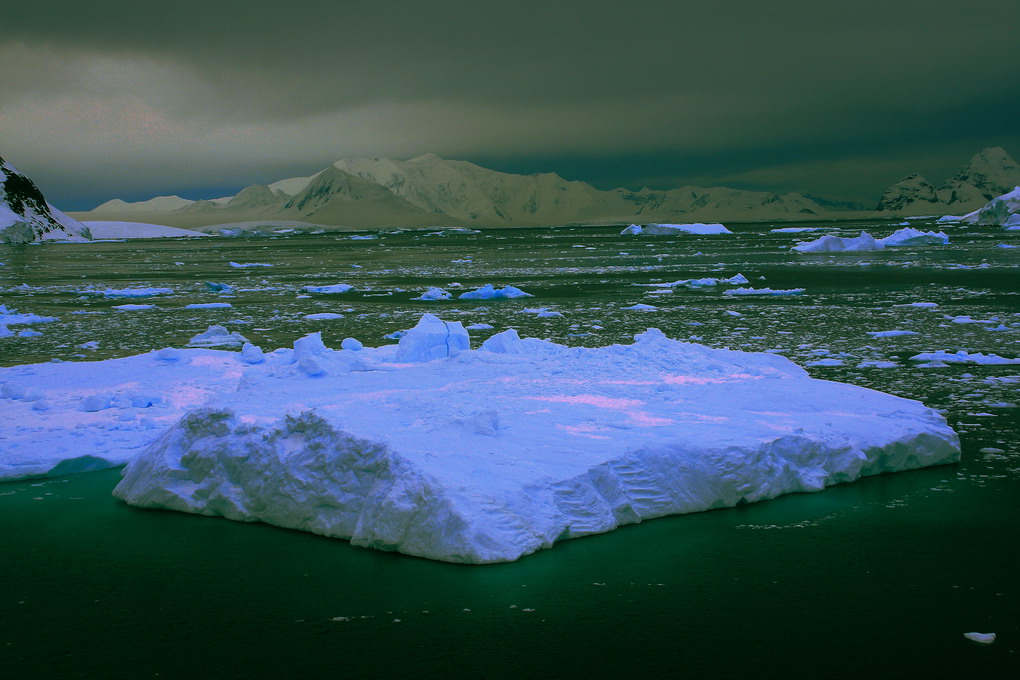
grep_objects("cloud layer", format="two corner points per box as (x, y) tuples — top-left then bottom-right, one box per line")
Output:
(4, 0), (1019, 208)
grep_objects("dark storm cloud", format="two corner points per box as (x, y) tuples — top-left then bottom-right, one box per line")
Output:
(3, 0), (1019, 207)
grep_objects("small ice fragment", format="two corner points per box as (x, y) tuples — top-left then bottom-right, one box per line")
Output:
(341, 338), (363, 351)
(963, 632), (995, 644)
(240, 343), (265, 364)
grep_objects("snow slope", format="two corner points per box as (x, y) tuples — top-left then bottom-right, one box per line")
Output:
(1, 155), (91, 243)
(99, 315), (961, 564)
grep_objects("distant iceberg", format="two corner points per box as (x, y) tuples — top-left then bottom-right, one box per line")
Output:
(955, 186), (1020, 228)
(622, 223), (733, 236)
(793, 227), (948, 253)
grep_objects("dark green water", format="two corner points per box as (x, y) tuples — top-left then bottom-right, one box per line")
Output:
(1, 221), (1018, 678)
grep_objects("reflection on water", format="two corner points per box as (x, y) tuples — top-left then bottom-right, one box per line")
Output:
(1, 221), (1017, 678)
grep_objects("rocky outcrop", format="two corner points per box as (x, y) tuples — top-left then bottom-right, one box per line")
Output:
(0, 155), (91, 244)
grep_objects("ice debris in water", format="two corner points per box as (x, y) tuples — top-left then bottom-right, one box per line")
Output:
(229, 262), (272, 268)
(204, 282), (234, 293)
(908, 350), (1019, 365)
(724, 287), (804, 296)
(107, 315), (960, 564)
(458, 284), (532, 300)
(86, 287), (174, 298)
(188, 325), (249, 347)
(963, 632), (996, 644)
(414, 287), (453, 301)
(622, 223), (732, 235)
(302, 283), (353, 294)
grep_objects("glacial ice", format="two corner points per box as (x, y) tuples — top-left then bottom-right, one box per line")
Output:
(188, 325), (249, 347)
(792, 228), (948, 253)
(105, 315), (960, 564)
(622, 223), (733, 235)
(457, 284), (532, 300)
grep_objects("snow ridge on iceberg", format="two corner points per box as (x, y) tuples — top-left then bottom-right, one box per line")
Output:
(113, 317), (960, 564)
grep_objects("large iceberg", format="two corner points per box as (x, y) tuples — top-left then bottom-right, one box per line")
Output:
(956, 186), (1020, 228)
(110, 315), (959, 564)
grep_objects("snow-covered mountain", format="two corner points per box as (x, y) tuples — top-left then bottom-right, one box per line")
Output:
(875, 173), (940, 212)
(74, 154), (830, 230)
(1, 155), (92, 243)
(877, 147), (1020, 214)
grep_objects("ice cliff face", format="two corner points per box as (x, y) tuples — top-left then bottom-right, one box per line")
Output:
(0, 156), (91, 244)
(878, 147), (1020, 214)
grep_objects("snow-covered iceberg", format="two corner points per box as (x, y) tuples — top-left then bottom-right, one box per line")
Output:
(622, 223), (732, 236)
(792, 231), (884, 252)
(878, 227), (949, 246)
(109, 314), (959, 564)
(957, 186), (1020, 227)
(793, 227), (949, 253)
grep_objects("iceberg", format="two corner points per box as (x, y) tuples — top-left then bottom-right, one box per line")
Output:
(622, 223), (732, 236)
(457, 284), (533, 300)
(957, 186), (1020, 226)
(878, 227), (949, 246)
(792, 231), (884, 253)
(107, 317), (959, 564)
(302, 283), (354, 294)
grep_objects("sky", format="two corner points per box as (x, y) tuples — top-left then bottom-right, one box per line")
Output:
(3, 0), (1019, 210)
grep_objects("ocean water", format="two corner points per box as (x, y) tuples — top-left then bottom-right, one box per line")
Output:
(1, 220), (1017, 678)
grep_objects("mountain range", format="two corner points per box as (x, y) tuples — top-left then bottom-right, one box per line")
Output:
(876, 147), (1020, 214)
(71, 154), (831, 230)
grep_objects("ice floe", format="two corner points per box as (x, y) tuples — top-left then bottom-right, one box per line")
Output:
(100, 317), (960, 563)
(723, 287), (805, 296)
(622, 223), (732, 235)
(302, 283), (354, 294)
(458, 284), (533, 300)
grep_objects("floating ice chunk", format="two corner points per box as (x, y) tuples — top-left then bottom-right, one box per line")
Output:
(341, 338), (363, 351)
(229, 262), (272, 268)
(0, 323), (13, 338)
(963, 632), (996, 644)
(898, 302), (939, 309)
(458, 284), (533, 300)
(793, 231), (883, 253)
(806, 358), (844, 367)
(770, 227), (827, 233)
(996, 243), (1017, 248)
(239, 343), (265, 364)
(908, 350), (1019, 365)
(204, 282), (234, 293)
(112, 304), (155, 311)
(867, 330), (919, 338)
(624, 304), (657, 311)
(186, 302), (233, 309)
(465, 323), (494, 330)
(303, 284), (354, 294)
(88, 287), (174, 298)
(188, 325), (249, 347)
(856, 360), (899, 368)
(0, 305), (58, 325)
(304, 312), (344, 320)
(724, 287), (805, 296)
(523, 307), (563, 317)
(17, 329), (42, 337)
(724, 310), (742, 317)
(415, 287), (453, 301)
(878, 228), (949, 246)
(77, 340), (100, 349)
(395, 314), (470, 362)
(623, 223), (732, 235)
